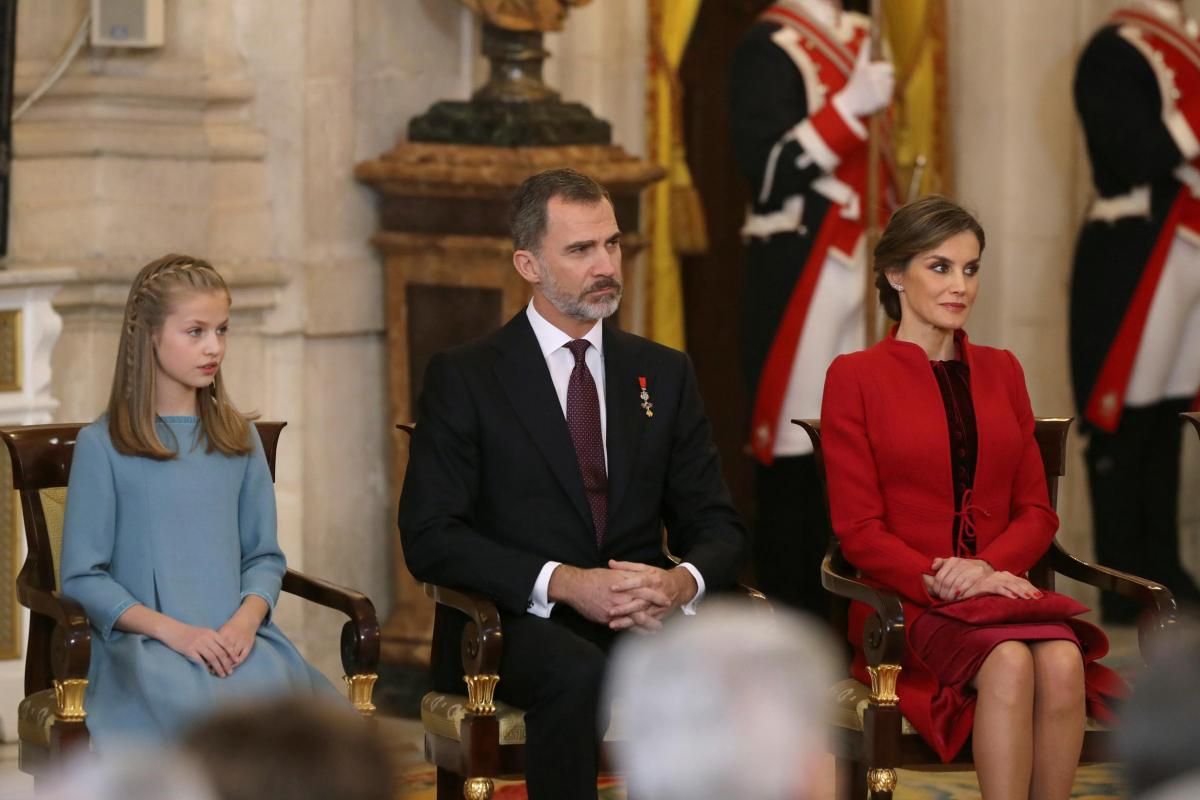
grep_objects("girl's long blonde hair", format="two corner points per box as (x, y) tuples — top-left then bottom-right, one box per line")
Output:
(108, 254), (254, 460)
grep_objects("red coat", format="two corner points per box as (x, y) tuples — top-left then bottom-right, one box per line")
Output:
(820, 329), (1115, 760)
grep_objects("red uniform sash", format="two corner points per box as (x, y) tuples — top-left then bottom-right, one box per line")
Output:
(1085, 9), (1200, 431)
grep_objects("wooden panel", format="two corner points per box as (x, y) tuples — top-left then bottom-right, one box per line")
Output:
(407, 283), (504, 410)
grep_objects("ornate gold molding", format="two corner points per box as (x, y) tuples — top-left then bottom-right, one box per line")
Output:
(868, 767), (898, 793)
(464, 673), (500, 715)
(53, 678), (87, 721)
(463, 776), (495, 800)
(0, 310), (22, 392)
(867, 664), (902, 706)
(343, 673), (378, 716)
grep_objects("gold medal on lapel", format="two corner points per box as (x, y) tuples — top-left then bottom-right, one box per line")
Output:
(639, 376), (653, 417)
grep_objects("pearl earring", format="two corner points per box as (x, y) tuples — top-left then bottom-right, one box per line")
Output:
(889, 283), (904, 292)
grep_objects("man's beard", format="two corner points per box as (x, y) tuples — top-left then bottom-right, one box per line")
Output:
(537, 259), (622, 322)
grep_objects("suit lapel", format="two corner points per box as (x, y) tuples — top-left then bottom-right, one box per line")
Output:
(603, 324), (647, 521)
(493, 313), (594, 532)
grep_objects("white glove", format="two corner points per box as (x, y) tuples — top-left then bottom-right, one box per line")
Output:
(833, 42), (895, 119)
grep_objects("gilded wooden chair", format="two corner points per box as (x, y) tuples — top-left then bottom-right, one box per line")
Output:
(795, 417), (1178, 800)
(397, 423), (767, 800)
(0, 421), (381, 779)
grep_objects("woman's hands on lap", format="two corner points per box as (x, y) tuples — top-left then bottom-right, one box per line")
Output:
(962, 570), (1041, 600)
(929, 557), (994, 599)
(924, 559), (1041, 601)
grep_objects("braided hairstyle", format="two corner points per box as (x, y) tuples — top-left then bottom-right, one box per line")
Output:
(107, 254), (254, 459)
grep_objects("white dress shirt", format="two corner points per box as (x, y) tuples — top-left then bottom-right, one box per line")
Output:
(523, 301), (706, 618)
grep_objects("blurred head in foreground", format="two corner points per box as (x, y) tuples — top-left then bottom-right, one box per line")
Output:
(181, 697), (393, 800)
(36, 749), (215, 800)
(1117, 626), (1200, 798)
(604, 601), (836, 800)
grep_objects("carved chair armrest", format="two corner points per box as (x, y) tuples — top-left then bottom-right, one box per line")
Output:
(821, 550), (907, 667)
(16, 578), (91, 690)
(423, 583), (504, 678)
(281, 569), (380, 677)
(1047, 541), (1178, 652)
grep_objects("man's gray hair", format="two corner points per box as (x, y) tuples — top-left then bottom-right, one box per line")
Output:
(604, 601), (836, 800)
(510, 168), (612, 253)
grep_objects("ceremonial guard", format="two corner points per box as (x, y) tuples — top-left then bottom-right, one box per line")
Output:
(730, 0), (894, 615)
(1072, 0), (1200, 622)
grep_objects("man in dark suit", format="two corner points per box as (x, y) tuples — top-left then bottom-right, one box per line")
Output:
(398, 168), (745, 800)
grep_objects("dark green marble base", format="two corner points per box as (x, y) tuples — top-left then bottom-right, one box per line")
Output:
(408, 100), (612, 147)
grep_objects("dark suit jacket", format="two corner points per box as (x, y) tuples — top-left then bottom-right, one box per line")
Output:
(398, 312), (745, 622)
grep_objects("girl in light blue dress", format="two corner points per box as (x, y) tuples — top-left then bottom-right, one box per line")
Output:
(60, 254), (337, 745)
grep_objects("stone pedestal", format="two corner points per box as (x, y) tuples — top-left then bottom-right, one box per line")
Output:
(355, 142), (663, 671)
(0, 268), (72, 742)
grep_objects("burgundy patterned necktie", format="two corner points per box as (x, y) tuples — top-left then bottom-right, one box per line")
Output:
(565, 339), (608, 545)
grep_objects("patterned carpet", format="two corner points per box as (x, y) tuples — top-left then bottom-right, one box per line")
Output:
(394, 764), (1123, 799)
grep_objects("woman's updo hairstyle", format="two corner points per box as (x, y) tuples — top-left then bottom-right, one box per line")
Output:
(873, 195), (985, 321)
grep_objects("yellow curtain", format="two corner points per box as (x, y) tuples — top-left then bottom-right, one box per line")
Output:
(883, 0), (952, 199)
(646, 0), (704, 351)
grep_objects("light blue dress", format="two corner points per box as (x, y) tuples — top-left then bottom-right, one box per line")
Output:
(60, 416), (338, 745)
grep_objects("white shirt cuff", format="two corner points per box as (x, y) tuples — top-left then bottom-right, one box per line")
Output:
(678, 562), (706, 615)
(527, 561), (561, 618)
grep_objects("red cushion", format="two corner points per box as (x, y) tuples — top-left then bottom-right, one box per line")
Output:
(929, 591), (1090, 625)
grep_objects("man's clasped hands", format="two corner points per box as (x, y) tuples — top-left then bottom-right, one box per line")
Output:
(549, 560), (699, 633)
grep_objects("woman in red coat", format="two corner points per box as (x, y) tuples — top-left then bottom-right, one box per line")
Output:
(820, 196), (1120, 800)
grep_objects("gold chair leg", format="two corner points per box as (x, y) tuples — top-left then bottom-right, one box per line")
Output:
(343, 673), (378, 717)
(463, 777), (494, 800)
(867, 767), (897, 799)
